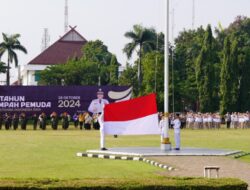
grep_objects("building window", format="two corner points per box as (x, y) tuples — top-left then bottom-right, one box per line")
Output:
(35, 71), (41, 82)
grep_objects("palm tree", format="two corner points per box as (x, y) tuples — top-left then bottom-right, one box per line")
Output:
(0, 61), (7, 73)
(123, 25), (156, 88)
(0, 33), (27, 85)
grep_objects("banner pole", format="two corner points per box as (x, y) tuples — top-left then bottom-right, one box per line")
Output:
(161, 0), (171, 151)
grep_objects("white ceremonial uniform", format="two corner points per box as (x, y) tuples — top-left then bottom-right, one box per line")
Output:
(98, 112), (105, 149)
(159, 117), (169, 142)
(88, 99), (109, 114)
(173, 118), (181, 149)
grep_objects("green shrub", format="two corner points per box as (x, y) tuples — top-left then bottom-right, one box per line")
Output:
(0, 177), (247, 190)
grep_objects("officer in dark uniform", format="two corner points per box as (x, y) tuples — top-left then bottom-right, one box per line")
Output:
(20, 113), (27, 130)
(32, 114), (38, 130)
(39, 113), (47, 130)
(5, 113), (12, 130)
(12, 113), (19, 130)
(61, 112), (69, 130)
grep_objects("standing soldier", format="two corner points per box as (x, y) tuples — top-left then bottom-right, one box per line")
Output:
(12, 113), (19, 130)
(159, 114), (170, 144)
(173, 113), (181, 150)
(20, 113), (27, 130)
(32, 114), (38, 130)
(98, 111), (107, 150)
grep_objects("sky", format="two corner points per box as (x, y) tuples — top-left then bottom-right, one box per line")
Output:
(1, 0), (250, 83)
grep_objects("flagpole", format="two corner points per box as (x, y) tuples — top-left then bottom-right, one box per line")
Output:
(161, 0), (171, 151)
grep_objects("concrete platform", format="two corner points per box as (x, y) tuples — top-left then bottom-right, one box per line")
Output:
(85, 147), (241, 157)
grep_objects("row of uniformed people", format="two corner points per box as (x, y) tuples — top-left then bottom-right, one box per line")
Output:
(72, 112), (100, 130)
(186, 113), (222, 129)
(186, 112), (250, 129)
(0, 112), (101, 130)
(0, 113), (27, 130)
(226, 112), (250, 129)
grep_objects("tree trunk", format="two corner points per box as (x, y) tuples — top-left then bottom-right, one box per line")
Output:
(138, 46), (142, 89)
(6, 56), (10, 86)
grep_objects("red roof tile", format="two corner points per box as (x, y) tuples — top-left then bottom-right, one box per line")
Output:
(28, 28), (87, 65)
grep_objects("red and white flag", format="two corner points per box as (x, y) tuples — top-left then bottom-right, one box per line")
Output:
(103, 93), (160, 135)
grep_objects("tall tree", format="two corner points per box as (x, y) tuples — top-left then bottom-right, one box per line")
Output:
(0, 61), (7, 73)
(109, 55), (119, 85)
(0, 33), (27, 85)
(118, 63), (138, 96)
(219, 36), (239, 114)
(221, 16), (250, 111)
(123, 24), (156, 88)
(195, 25), (218, 112)
(141, 52), (164, 111)
(173, 27), (205, 111)
(82, 40), (119, 85)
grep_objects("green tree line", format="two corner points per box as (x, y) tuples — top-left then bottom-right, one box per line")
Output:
(119, 16), (250, 113)
(38, 16), (250, 113)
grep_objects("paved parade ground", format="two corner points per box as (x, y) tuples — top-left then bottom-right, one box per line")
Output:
(0, 127), (249, 186)
(86, 147), (240, 156)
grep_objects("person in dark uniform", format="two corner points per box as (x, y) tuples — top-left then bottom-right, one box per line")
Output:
(32, 114), (38, 130)
(39, 113), (47, 130)
(0, 114), (3, 130)
(224, 112), (231, 129)
(73, 113), (79, 128)
(50, 112), (58, 130)
(4, 113), (12, 130)
(61, 112), (69, 130)
(12, 113), (19, 130)
(20, 113), (27, 130)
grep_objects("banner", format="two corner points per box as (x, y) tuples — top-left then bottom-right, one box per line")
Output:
(0, 86), (131, 116)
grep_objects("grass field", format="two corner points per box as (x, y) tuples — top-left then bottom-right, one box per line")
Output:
(0, 126), (249, 180)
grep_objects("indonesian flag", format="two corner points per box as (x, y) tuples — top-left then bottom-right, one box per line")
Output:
(103, 93), (160, 135)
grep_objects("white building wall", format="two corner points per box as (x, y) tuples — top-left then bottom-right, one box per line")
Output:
(21, 65), (48, 86)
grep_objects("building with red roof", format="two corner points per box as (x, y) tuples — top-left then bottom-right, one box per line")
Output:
(21, 26), (87, 85)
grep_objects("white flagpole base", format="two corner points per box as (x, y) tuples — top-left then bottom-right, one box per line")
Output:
(161, 143), (171, 151)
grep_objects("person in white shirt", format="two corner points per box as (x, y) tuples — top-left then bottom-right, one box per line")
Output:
(207, 113), (213, 129)
(173, 113), (181, 150)
(88, 89), (109, 114)
(159, 114), (169, 143)
(98, 111), (107, 150)
(186, 113), (194, 129)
